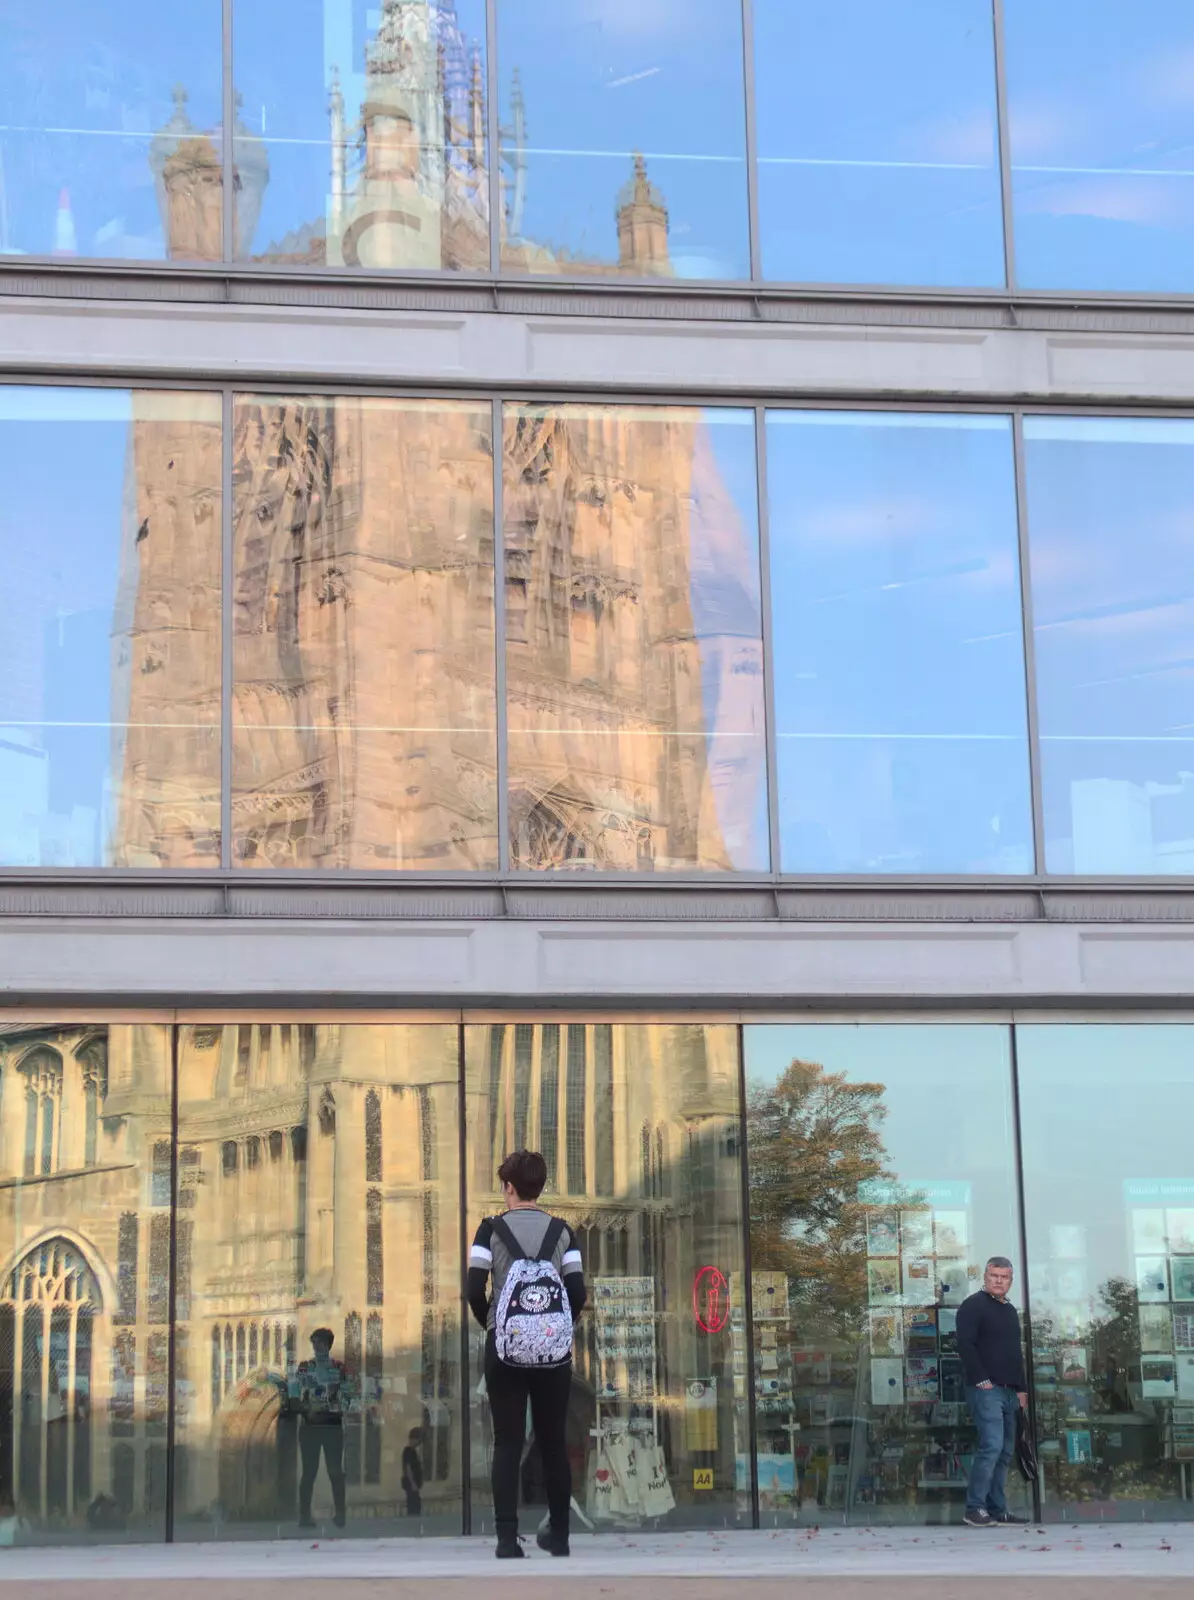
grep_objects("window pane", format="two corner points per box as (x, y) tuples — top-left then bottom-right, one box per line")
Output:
(233, 0), (489, 269)
(496, 0), (749, 280)
(0, 3), (222, 262)
(504, 403), (767, 872)
(174, 1023), (462, 1537)
(1006, 1), (1194, 293)
(744, 1024), (1027, 1525)
(231, 394), (497, 869)
(0, 1021), (171, 1541)
(0, 388), (222, 868)
(1017, 1025), (1194, 1516)
(1024, 417), (1194, 874)
(768, 411), (1032, 874)
(755, 0), (1004, 288)
(465, 1022), (747, 1530)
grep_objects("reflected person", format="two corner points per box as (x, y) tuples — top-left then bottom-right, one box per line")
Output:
(401, 1427), (424, 1516)
(293, 1327), (351, 1529)
(957, 1256), (1028, 1528)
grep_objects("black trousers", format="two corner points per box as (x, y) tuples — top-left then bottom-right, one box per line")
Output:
(484, 1338), (572, 1534)
(298, 1421), (346, 1523)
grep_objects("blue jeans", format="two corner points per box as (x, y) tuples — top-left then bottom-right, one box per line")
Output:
(965, 1384), (1018, 1514)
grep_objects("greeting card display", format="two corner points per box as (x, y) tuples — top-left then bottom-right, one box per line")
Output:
(589, 1276), (666, 1525)
(869, 1310), (903, 1357)
(866, 1210), (900, 1258)
(1137, 1257), (1170, 1304)
(1171, 1258), (1194, 1303)
(868, 1260), (900, 1304)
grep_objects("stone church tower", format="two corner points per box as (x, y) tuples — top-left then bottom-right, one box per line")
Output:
(111, 15), (764, 872)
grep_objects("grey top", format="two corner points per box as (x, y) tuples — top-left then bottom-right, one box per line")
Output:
(468, 1208), (584, 1331)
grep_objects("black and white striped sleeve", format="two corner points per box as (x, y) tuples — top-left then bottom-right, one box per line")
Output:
(562, 1224), (587, 1316)
(467, 1217), (494, 1328)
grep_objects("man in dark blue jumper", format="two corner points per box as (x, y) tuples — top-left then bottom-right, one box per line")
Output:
(956, 1256), (1028, 1528)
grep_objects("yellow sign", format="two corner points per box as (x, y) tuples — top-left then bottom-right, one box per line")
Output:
(693, 1468), (713, 1491)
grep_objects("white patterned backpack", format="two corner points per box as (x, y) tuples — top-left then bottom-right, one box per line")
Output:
(492, 1215), (575, 1368)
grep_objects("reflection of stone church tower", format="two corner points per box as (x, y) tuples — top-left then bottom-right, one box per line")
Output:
(504, 409), (762, 870)
(0, 1023), (172, 1524)
(116, 4), (762, 870)
(115, 384), (761, 870)
(0, 1022), (459, 1526)
(471, 1023), (742, 1477)
(175, 1024), (459, 1522)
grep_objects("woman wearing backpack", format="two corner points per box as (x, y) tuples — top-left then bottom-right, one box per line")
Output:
(468, 1149), (587, 1559)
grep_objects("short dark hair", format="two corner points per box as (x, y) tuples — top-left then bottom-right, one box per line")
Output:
(986, 1256), (1013, 1271)
(311, 1327), (335, 1349)
(498, 1149), (547, 1201)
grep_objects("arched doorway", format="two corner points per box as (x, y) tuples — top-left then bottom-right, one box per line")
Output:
(215, 1371), (296, 1522)
(0, 1238), (99, 1520)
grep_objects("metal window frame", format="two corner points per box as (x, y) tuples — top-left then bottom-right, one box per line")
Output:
(755, 406), (781, 877)
(486, 0), (501, 278)
(492, 395), (510, 872)
(1012, 413), (1047, 875)
(1008, 1020), (1041, 1523)
(991, 0), (1019, 293)
(222, 0), (235, 266)
(220, 391), (234, 872)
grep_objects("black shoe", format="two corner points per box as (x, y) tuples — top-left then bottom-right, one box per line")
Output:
(963, 1509), (995, 1528)
(496, 1535), (525, 1559)
(298, 1516), (316, 1530)
(990, 1512), (1028, 1524)
(332, 1514), (346, 1529)
(537, 1528), (570, 1557)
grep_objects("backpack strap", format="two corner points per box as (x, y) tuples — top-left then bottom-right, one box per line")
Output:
(536, 1216), (566, 1264)
(491, 1213), (566, 1264)
(490, 1213), (527, 1262)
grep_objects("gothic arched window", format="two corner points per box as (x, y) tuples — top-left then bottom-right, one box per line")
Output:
(77, 1039), (108, 1168)
(365, 1090), (382, 1183)
(20, 1047), (63, 1178)
(1, 1240), (100, 1520)
(366, 1189), (383, 1307)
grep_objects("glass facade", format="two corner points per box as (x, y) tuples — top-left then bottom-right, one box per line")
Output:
(0, 388), (222, 869)
(8, 383), (1194, 881)
(744, 1024), (1028, 1522)
(10, 0), (1194, 295)
(755, 0), (1004, 287)
(1017, 1026), (1194, 1511)
(0, 1), (223, 261)
(0, 1022), (173, 1538)
(767, 412), (1032, 874)
(503, 404), (766, 872)
(231, 394), (497, 870)
(465, 1022), (746, 1529)
(1004, 0), (1194, 294)
(1022, 417), (1194, 875)
(232, 0), (490, 269)
(172, 1023), (463, 1536)
(5, 1), (1194, 1582)
(8, 1012), (1194, 1541)
(495, 0), (750, 280)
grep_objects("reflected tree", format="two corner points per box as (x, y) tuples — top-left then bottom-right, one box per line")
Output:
(747, 1057), (891, 1340)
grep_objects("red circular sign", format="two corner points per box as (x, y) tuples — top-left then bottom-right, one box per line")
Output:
(693, 1265), (729, 1333)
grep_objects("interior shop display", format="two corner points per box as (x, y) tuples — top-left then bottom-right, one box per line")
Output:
(852, 1183), (984, 1503)
(1035, 1182), (1194, 1503)
(586, 1277), (674, 1525)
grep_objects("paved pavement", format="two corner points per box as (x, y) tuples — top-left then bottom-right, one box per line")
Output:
(2, 1524), (1192, 1597)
